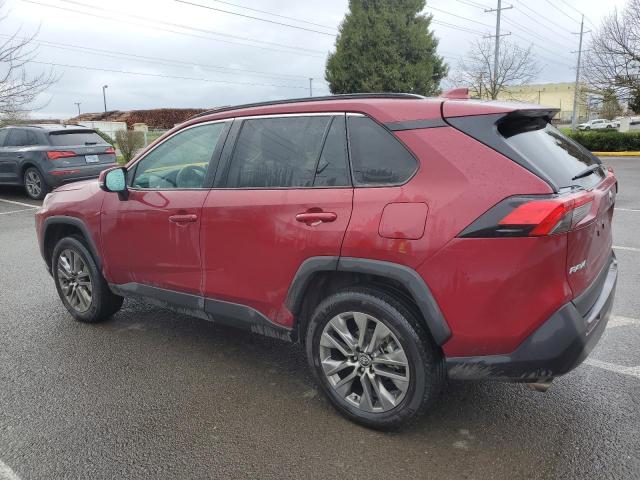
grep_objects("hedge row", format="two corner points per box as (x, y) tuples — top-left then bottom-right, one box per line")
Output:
(566, 131), (640, 152)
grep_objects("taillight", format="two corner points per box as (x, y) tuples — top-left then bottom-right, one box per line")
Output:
(46, 150), (76, 160)
(460, 192), (595, 238)
(105, 146), (115, 154)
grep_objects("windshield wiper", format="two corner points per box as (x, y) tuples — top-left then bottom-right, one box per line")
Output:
(571, 164), (601, 181)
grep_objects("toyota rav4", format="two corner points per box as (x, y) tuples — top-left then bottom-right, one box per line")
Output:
(35, 92), (618, 429)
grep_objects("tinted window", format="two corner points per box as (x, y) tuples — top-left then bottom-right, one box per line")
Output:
(314, 116), (350, 187)
(26, 130), (41, 146)
(132, 122), (225, 190)
(49, 131), (106, 146)
(227, 116), (332, 188)
(0, 129), (7, 147)
(5, 129), (29, 147)
(499, 118), (604, 189)
(347, 116), (417, 186)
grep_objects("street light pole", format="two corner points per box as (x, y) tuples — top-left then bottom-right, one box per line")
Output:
(309, 78), (313, 97)
(74, 102), (81, 115)
(571, 15), (588, 130)
(102, 85), (109, 112)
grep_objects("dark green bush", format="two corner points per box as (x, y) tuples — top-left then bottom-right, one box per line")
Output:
(567, 131), (640, 152)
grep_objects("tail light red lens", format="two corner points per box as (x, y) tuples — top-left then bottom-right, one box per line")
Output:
(46, 150), (76, 160)
(460, 192), (595, 238)
(105, 146), (115, 154)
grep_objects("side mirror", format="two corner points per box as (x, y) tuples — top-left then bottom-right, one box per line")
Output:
(99, 167), (128, 199)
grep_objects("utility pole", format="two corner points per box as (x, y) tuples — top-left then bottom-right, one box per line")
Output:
(484, 1), (512, 98)
(571, 15), (589, 130)
(74, 102), (81, 115)
(102, 85), (109, 112)
(309, 78), (313, 97)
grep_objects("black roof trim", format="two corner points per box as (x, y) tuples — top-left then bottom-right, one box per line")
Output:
(190, 93), (426, 120)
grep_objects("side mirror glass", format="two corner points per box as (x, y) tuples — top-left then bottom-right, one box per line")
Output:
(103, 168), (127, 193)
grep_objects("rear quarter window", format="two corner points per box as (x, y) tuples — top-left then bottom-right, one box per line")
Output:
(347, 116), (417, 186)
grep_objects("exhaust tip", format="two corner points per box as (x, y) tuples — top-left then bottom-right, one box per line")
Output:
(526, 380), (553, 393)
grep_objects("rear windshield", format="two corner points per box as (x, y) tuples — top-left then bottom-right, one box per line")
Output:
(499, 117), (605, 189)
(49, 131), (106, 146)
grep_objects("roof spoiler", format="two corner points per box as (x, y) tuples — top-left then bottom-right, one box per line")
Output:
(440, 88), (469, 100)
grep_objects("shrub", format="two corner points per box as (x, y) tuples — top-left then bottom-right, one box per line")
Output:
(566, 131), (640, 152)
(115, 130), (144, 164)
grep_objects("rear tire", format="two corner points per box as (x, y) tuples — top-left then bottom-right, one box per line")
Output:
(23, 167), (50, 200)
(305, 287), (445, 430)
(52, 236), (123, 323)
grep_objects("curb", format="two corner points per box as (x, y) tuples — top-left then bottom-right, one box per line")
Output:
(593, 152), (640, 157)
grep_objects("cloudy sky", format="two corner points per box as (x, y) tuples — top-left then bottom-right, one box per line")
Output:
(1, 0), (628, 118)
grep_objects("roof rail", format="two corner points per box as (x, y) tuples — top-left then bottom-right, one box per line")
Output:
(190, 93), (426, 120)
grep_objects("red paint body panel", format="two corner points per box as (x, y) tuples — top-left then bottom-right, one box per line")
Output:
(378, 203), (428, 240)
(566, 172), (617, 297)
(101, 189), (208, 295)
(200, 188), (353, 326)
(423, 236), (573, 356)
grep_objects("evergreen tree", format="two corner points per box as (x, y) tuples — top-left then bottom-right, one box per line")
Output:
(629, 89), (640, 115)
(326, 0), (447, 96)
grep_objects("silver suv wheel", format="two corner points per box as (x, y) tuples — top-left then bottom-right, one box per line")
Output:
(319, 312), (410, 413)
(24, 170), (43, 198)
(57, 248), (93, 313)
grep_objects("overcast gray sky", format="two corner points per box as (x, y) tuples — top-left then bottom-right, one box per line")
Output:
(1, 0), (628, 118)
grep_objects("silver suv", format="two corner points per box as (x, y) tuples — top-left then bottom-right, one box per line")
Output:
(0, 124), (117, 199)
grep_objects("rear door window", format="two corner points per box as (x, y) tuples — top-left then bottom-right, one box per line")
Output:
(347, 116), (418, 186)
(0, 129), (8, 147)
(49, 131), (106, 146)
(227, 116), (335, 188)
(499, 118), (605, 189)
(5, 129), (29, 147)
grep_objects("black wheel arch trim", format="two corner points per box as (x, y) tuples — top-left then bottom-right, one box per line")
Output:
(285, 256), (451, 345)
(42, 216), (103, 273)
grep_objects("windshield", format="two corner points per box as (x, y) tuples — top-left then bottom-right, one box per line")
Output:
(49, 131), (106, 146)
(499, 118), (605, 189)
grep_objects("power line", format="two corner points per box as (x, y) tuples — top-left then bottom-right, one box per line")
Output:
(510, 0), (575, 40)
(456, 0), (491, 9)
(26, 60), (311, 89)
(23, 0), (325, 58)
(0, 33), (319, 82)
(174, 0), (336, 37)
(501, 17), (574, 56)
(204, 0), (337, 31)
(432, 19), (485, 35)
(425, 5), (494, 28)
(556, 0), (598, 29)
(543, 0), (580, 23)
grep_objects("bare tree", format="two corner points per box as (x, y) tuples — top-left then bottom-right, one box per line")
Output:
(451, 37), (540, 100)
(0, 1), (57, 118)
(584, 0), (640, 102)
(115, 130), (144, 164)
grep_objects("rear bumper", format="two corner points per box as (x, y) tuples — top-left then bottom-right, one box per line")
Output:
(45, 162), (117, 187)
(446, 253), (618, 381)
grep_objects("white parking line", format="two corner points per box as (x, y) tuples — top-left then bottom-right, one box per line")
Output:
(584, 358), (640, 380)
(609, 315), (640, 328)
(613, 245), (640, 253)
(615, 208), (640, 212)
(0, 460), (21, 480)
(0, 207), (37, 216)
(0, 198), (38, 208)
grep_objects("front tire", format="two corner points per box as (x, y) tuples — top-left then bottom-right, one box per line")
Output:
(52, 236), (123, 323)
(305, 287), (445, 430)
(24, 167), (50, 200)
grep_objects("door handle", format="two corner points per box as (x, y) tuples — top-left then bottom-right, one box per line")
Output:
(169, 214), (198, 224)
(296, 211), (337, 226)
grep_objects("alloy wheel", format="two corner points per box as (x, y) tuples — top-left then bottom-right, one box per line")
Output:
(25, 170), (42, 198)
(57, 249), (93, 313)
(319, 312), (410, 413)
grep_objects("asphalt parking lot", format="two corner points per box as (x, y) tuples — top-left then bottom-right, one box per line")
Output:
(0, 158), (639, 480)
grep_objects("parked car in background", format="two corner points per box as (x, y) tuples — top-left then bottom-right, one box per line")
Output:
(35, 93), (618, 429)
(578, 119), (617, 130)
(0, 124), (117, 199)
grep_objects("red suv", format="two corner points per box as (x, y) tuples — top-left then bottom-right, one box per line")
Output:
(35, 93), (618, 429)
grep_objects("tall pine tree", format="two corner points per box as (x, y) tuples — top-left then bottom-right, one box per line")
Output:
(326, 0), (447, 96)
